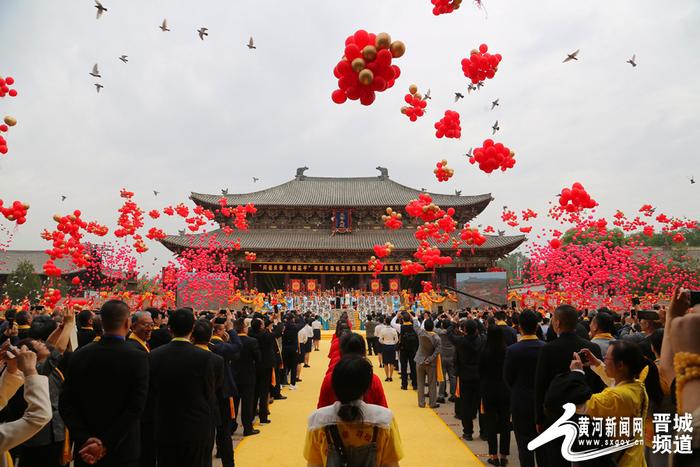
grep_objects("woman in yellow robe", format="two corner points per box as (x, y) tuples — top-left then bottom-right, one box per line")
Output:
(573, 340), (661, 467)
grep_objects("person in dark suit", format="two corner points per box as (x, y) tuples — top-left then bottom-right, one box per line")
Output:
(210, 320), (241, 467)
(494, 310), (518, 346)
(59, 300), (149, 467)
(126, 311), (153, 353)
(479, 325), (511, 466)
(503, 310), (546, 467)
(76, 310), (97, 348)
(450, 319), (484, 440)
(146, 308), (171, 350)
(231, 317), (261, 436)
(149, 308), (222, 467)
(248, 316), (281, 424)
(534, 304), (605, 467)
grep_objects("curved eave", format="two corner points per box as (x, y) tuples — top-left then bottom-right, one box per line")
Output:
(159, 230), (525, 257)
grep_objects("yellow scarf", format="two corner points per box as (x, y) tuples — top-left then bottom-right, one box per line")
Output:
(128, 334), (150, 352)
(593, 332), (615, 340)
(520, 334), (539, 341)
(195, 344), (211, 352)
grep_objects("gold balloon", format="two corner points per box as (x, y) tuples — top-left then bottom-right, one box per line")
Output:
(53, 214), (61, 222)
(408, 84), (418, 95)
(359, 68), (374, 85)
(3, 116), (17, 127)
(441, 159), (448, 165)
(351, 58), (366, 72)
(386, 207), (393, 214)
(470, 49), (479, 55)
(376, 32), (391, 50)
(400, 106), (408, 114)
(396, 213), (402, 219)
(414, 93), (422, 100)
(362, 45), (377, 61)
(390, 41), (406, 58)
(22, 203), (29, 209)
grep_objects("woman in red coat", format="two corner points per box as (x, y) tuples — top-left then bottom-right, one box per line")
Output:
(318, 333), (388, 408)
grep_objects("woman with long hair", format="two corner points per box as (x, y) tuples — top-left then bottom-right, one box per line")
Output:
(304, 355), (403, 467)
(478, 326), (510, 466)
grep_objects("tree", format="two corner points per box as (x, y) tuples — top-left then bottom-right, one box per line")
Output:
(4, 260), (42, 304)
(496, 251), (530, 285)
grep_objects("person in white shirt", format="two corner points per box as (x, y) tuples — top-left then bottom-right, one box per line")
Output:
(311, 316), (322, 351)
(0, 344), (52, 467)
(378, 316), (399, 382)
(374, 318), (386, 369)
(301, 319), (315, 368)
(297, 319), (314, 381)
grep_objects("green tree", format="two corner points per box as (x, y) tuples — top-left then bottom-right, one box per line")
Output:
(561, 227), (626, 246)
(4, 260), (42, 304)
(496, 251), (529, 285)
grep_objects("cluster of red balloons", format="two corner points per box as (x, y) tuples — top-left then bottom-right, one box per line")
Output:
(0, 76), (17, 98)
(115, 190), (145, 245)
(469, 139), (516, 173)
(41, 288), (62, 309)
(163, 206), (175, 216)
(42, 210), (107, 276)
(146, 227), (166, 241)
(368, 256), (384, 277)
(501, 208), (519, 227)
(558, 183), (598, 212)
(433, 159), (454, 182)
(401, 84), (427, 122)
(415, 221), (448, 243)
(381, 207), (403, 229)
(434, 110), (461, 138)
(521, 209), (538, 221)
(0, 200), (29, 225)
(331, 30), (406, 106)
(0, 116), (17, 156)
(372, 242), (394, 258)
(421, 280), (434, 293)
(415, 243), (452, 268)
(460, 224), (487, 246)
(431, 0), (462, 15)
(401, 260), (425, 276)
(460, 44), (502, 85)
(148, 209), (160, 219)
(520, 226), (533, 233)
(174, 203), (189, 218)
(245, 251), (257, 262)
(405, 193), (445, 222)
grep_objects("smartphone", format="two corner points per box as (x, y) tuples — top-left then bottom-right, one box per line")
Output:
(577, 350), (588, 364)
(6, 345), (20, 359)
(690, 291), (700, 307)
(637, 310), (660, 321)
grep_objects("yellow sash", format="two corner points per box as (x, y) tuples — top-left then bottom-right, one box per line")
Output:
(129, 334), (150, 352)
(455, 378), (460, 397)
(436, 354), (444, 383)
(271, 367), (276, 387)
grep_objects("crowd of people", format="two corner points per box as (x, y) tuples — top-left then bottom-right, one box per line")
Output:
(0, 290), (699, 467)
(0, 302), (323, 467)
(352, 291), (700, 467)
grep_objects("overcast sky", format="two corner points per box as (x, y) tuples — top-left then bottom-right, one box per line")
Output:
(1, 0), (698, 275)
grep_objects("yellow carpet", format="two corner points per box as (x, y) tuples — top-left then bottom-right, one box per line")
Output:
(234, 338), (483, 466)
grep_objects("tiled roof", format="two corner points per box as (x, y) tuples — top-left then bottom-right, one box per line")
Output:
(191, 169), (493, 208)
(0, 250), (85, 275)
(161, 228), (525, 253)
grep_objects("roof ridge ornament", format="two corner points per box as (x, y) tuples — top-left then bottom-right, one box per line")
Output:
(295, 166), (309, 180)
(376, 166), (389, 179)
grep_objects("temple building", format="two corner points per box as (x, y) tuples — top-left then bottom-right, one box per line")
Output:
(160, 167), (524, 293)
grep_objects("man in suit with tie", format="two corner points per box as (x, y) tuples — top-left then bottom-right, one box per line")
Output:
(59, 300), (149, 467)
(534, 304), (605, 467)
(231, 317), (261, 436)
(149, 308), (222, 467)
(503, 310), (546, 467)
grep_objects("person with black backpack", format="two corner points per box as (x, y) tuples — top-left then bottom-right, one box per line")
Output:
(391, 311), (418, 390)
(304, 355), (403, 467)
